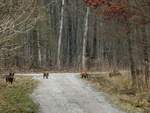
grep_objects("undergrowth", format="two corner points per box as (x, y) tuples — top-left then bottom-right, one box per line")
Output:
(85, 73), (150, 113)
(0, 76), (38, 113)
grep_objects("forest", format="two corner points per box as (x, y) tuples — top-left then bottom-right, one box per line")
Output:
(0, 0), (150, 113)
(0, 0), (149, 89)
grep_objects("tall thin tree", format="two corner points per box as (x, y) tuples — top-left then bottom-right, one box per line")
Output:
(57, 0), (65, 69)
(82, 8), (90, 70)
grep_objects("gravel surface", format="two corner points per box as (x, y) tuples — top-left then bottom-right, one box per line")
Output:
(32, 73), (125, 113)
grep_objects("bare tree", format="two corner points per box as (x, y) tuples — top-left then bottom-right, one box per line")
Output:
(82, 7), (90, 70)
(57, 0), (65, 69)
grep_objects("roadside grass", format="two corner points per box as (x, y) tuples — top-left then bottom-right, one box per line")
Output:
(0, 76), (38, 113)
(84, 73), (150, 113)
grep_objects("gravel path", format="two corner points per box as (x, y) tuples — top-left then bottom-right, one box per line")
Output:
(32, 73), (125, 113)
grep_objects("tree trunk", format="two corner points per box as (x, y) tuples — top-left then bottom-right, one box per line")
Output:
(57, 0), (65, 70)
(31, 30), (39, 69)
(82, 8), (90, 70)
(127, 31), (137, 88)
(141, 26), (149, 89)
(37, 27), (42, 66)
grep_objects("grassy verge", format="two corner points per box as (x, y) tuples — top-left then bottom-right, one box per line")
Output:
(85, 73), (150, 113)
(0, 76), (38, 113)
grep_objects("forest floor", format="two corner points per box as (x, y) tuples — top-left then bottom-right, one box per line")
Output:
(0, 76), (38, 113)
(86, 72), (150, 113)
(32, 73), (124, 113)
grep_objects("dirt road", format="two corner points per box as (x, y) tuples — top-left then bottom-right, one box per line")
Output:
(32, 73), (125, 113)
